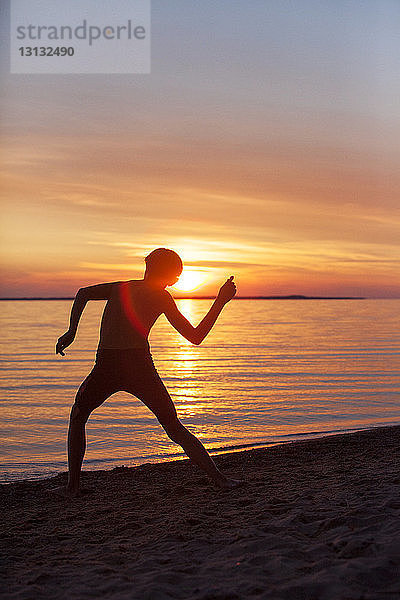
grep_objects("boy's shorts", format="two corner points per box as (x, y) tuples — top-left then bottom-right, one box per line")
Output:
(75, 348), (177, 425)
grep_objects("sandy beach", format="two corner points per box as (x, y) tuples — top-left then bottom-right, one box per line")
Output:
(1, 425), (400, 600)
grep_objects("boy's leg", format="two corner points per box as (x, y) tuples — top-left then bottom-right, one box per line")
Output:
(162, 417), (231, 487)
(132, 365), (242, 488)
(66, 403), (89, 495)
(66, 361), (117, 496)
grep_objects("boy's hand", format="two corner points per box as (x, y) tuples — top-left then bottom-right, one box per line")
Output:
(56, 330), (75, 356)
(217, 276), (237, 305)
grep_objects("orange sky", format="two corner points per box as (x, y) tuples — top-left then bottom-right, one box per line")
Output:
(1, 1), (399, 297)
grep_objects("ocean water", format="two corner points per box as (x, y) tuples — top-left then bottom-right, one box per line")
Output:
(0, 298), (399, 483)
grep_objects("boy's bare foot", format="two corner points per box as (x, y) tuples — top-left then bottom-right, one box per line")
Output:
(49, 485), (82, 498)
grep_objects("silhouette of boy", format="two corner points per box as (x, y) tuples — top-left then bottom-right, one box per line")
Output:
(56, 248), (240, 495)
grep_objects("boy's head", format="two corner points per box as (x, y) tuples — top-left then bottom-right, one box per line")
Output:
(144, 248), (183, 286)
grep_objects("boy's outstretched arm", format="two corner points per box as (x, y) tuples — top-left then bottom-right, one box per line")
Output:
(164, 276), (236, 345)
(55, 282), (116, 356)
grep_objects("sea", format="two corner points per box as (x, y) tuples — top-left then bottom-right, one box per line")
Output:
(0, 298), (399, 483)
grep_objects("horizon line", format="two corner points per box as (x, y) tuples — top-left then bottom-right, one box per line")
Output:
(0, 295), (374, 301)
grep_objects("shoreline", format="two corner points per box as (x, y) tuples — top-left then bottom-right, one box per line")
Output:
(1, 423), (395, 486)
(2, 424), (400, 599)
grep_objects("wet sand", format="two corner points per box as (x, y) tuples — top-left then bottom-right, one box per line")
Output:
(1, 425), (400, 599)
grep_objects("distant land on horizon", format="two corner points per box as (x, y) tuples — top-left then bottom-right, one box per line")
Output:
(0, 295), (367, 301)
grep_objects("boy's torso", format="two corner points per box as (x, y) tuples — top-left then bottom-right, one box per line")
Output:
(98, 280), (168, 350)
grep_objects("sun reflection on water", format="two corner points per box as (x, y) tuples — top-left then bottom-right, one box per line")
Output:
(171, 301), (202, 418)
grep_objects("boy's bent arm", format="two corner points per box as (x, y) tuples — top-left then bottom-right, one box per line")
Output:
(194, 298), (227, 344)
(163, 276), (236, 345)
(164, 295), (225, 345)
(77, 281), (118, 301)
(56, 282), (117, 355)
(66, 289), (88, 335)
(69, 283), (116, 332)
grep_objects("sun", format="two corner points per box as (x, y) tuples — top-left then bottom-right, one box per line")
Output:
(171, 269), (209, 293)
